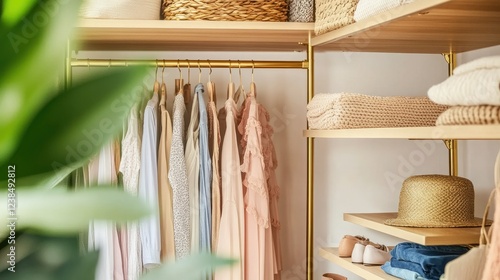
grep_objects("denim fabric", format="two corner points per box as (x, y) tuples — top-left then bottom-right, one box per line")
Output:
(382, 261), (428, 280)
(390, 242), (469, 280)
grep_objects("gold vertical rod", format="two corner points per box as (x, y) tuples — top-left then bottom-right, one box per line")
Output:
(65, 40), (72, 90)
(306, 32), (315, 280)
(444, 52), (458, 176)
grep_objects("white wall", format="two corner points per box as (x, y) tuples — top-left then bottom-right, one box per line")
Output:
(313, 45), (500, 280)
(75, 44), (500, 280)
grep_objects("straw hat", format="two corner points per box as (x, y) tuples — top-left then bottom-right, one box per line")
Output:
(385, 174), (484, 228)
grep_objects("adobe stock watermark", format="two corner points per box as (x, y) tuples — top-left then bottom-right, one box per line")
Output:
(383, 126), (458, 191)
(7, 0), (71, 53)
(51, 70), (158, 173)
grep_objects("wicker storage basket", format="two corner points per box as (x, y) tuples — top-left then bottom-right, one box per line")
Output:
(289, 0), (315, 22)
(162, 0), (288, 21)
(315, 0), (359, 35)
(436, 105), (500, 126)
(307, 93), (448, 130)
(80, 0), (161, 20)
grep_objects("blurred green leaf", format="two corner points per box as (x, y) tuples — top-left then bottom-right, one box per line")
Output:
(0, 67), (147, 181)
(0, 0), (82, 163)
(0, 233), (99, 280)
(0, 188), (152, 235)
(1, 0), (38, 27)
(141, 253), (237, 280)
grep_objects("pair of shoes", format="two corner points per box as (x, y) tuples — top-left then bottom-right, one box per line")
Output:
(351, 243), (391, 266)
(338, 235), (370, 257)
(322, 273), (347, 280)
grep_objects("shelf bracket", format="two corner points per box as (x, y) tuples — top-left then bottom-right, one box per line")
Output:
(442, 51), (458, 176)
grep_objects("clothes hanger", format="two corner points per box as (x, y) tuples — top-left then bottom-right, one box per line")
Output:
(183, 59), (192, 105)
(226, 60), (235, 101)
(153, 59), (160, 94)
(249, 60), (257, 98)
(234, 60), (245, 103)
(207, 60), (216, 104)
(160, 59), (167, 104)
(175, 59), (184, 96)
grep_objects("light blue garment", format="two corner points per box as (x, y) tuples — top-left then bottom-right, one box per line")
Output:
(197, 83), (212, 280)
(382, 261), (429, 280)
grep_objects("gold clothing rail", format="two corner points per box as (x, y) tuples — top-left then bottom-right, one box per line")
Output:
(70, 59), (309, 69)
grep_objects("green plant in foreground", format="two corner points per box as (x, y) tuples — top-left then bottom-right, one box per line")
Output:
(0, 0), (234, 279)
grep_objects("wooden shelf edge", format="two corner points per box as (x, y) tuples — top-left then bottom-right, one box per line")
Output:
(303, 125), (500, 140)
(311, 0), (451, 47)
(77, 18), (315, 31)
(344, 213), (485, 245)
(319, 247), (399, 280)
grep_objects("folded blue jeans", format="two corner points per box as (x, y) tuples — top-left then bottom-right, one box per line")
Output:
(381, 261), (429, 280)
(390, 242), (469, 280)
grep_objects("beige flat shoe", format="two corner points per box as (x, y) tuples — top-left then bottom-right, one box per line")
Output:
(322, 273), (348, 280)
(338, 235), (370, 257)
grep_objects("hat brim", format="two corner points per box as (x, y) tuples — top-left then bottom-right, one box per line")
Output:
(384, 217), (490, 228)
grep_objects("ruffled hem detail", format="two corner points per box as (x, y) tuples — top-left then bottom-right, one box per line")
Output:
(242, 175), (268, 200)
(246, 206), (270, 229)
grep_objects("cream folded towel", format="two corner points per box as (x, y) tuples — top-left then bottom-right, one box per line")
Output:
(428, 68), (500, 106)
(454, 55), (500, 75)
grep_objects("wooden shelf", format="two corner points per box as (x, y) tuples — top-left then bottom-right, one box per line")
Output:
(303, 125), (500, 140)
(345, 213), (485, 245)
(73, 19), (314, 51)
(312, 0), (500, 53)
(319, 247), (398, 280)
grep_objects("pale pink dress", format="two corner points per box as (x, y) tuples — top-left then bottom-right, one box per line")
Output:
(239, 95), (274, 280)
(214, 98), (245, 280)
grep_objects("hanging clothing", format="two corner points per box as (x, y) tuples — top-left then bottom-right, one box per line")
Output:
(119, 105), (143, 280)
(214, 97), (245, 280)
(89, 141), (125, 280)
(138, 92), (161, 268)
(197, 83), (212, 253)
(240, 95), (274, 280)
(258, 103), (282, 278)
(208, 97), (221, 251)
(169, 93), (191, 259)
(157, 89), (176, 261)
(185, 90), (200, 254)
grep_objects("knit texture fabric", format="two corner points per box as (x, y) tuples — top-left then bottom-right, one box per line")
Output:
(306, 93), (447, 129)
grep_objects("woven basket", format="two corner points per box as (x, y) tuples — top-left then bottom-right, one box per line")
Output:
(306, 93), (448, 130)
(289, 0), (315, 22)
(162, 0), (288, 21)
(80, 0), (161, 20)
(436, 105), (500, 126)
(315, 0), (359, 35)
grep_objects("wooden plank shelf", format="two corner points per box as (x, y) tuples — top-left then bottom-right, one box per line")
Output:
(345, 213), (485, 245)
(312, 0), (500, 53)
(303, 125), (500, 140)
(319, 247), (399, 280)
(73, 19), (314, 52)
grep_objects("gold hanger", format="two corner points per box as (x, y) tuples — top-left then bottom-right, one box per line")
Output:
(207, 60), (215, 103)
(153, 59), (160, 94)
(183, 59), (192, 105)
(175, 59), (184, 95)
(234, 60), (245, 103)
(250, 59), (256, 98)
(227, 60), (235, 101)
(160, 59), (167, 103)
(198, 60), (202, 83)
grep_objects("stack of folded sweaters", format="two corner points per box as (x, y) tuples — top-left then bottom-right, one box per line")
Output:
(428, 55), (500, 125)
(382, 242), (470, 280)
(306, 93), (447, 130)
